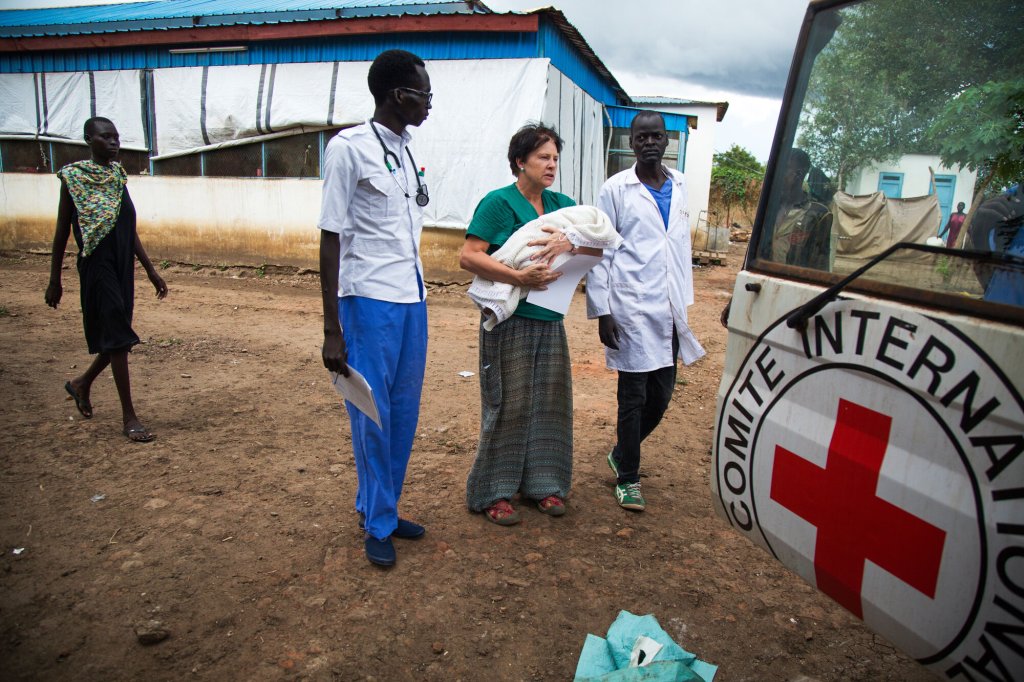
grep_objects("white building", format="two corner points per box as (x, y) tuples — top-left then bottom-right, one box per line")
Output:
(844, 153), (978, 232)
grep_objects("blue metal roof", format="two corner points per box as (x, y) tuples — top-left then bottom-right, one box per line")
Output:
(0, 30), (539, 72)
(606, 105), (692, 133)
(0, 1), (482, 36)
(0, 2), (632, 106)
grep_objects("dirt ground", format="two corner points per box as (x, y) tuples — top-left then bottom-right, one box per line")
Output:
(0, 243), (933, 681)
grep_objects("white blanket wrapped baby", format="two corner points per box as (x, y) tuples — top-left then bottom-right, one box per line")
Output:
(468, 205), (622, 331)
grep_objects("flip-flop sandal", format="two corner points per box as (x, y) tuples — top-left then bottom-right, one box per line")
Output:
(65, 381), (92, 419)
(484, 499), (521, 526)
(536, 495), (566, 517)
(123, 423), (156, 443)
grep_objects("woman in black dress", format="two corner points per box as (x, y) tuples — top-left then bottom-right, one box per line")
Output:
(45, 117), (168, 442)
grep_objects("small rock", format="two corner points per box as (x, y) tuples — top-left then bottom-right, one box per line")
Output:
(328, 464), (345, 475)
(143, 498), (170, 510)
(180, 373), (192, 379)
(523, 552), (543, 563)
(305, 596), (327, 608)
(135, 619), (170, 645)
(121, 560), (144, 571)
(431, 641), (444, 654)
(505, 577), (530, 588)
(616, 528), (635, 539)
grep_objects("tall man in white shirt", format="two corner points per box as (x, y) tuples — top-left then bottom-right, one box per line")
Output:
(586, 111), (705, 512)
(319, 50), (432, 567)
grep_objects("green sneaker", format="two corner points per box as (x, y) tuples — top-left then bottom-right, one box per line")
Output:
(607, 450), (620, 478)
(615, 482), (646, 511)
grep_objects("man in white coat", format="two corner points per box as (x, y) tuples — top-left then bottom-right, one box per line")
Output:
(586, 110), (705, 511)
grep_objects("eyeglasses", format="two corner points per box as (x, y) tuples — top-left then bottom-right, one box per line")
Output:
(395, 87), (433, 104)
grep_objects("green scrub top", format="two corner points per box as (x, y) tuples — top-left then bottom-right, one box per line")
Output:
(466, 183), (576, 321)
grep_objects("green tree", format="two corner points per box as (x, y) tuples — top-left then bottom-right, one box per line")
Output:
(797, 0), (1024, 191)
(711, 144), (765, 225)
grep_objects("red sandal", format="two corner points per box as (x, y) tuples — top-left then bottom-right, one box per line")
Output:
(536, 495), (566, 517)
(484, 499), (521, 526)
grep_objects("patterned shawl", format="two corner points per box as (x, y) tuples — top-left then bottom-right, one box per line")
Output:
(57, 160), (128, 257)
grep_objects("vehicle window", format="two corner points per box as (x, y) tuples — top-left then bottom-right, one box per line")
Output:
(758, 0), (1023, 309)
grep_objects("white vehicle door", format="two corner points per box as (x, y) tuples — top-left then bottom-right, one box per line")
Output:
(712, 1), (1024, 678)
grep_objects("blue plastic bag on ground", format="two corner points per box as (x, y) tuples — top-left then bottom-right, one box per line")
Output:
(574, 611), (718, 682)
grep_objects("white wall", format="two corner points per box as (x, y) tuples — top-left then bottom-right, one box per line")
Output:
(0, 173), (324, 265)
(628, 102), (719, 229)
(846, 153), (977, 210)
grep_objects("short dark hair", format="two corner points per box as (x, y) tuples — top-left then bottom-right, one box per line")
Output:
(507, 123), (563, 176)
(83, 116), (114, 138)
(789, 147), (811, 175)
(367, 50), (426, 104)
(629, 110), (665, 134)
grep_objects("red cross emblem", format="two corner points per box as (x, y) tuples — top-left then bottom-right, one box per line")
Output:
(770, 399), (947, 618)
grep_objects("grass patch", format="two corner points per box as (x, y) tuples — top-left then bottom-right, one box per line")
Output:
(0, 305), (9, 317)
(159, 259), (171, 269)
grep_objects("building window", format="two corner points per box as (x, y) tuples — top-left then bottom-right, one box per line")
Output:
(152, 129), (338, 179)
(605, 127), (681, 178)
(0, 139), (148, 175)
(0, 129), (336, 179)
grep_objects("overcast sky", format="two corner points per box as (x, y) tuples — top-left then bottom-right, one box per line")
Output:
(2, 0), (811, 160)
(485, 0), (810, 161)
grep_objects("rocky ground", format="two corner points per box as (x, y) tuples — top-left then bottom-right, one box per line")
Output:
(0, 244), (931, 680)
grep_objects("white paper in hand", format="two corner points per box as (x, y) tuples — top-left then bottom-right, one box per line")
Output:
(525, 253), (603, 315)
(329, 367), (382, 429)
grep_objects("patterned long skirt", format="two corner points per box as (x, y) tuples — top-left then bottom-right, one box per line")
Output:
(465, 315), (573, 511)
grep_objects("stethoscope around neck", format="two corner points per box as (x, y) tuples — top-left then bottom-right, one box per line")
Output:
(370, 119), (429, 207)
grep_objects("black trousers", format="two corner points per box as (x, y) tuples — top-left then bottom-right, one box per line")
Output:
(611, 333), (679, 485)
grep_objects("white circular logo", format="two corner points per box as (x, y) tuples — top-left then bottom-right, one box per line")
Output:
(714, 299), (1024, 676)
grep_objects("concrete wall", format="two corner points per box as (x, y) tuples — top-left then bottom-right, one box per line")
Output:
(0, 173), (472, 281)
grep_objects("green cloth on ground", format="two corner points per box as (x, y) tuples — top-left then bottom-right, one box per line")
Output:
(465, 183), (575, 322)
(575, 611), (717, 682)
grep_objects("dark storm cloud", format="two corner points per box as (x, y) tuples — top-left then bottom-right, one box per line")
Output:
(485, 0), (809, 99)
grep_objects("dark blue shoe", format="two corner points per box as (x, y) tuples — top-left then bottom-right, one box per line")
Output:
(394, 519), (425, 539)
(364, 535), (396, 567)
(358, 513), (425, 539)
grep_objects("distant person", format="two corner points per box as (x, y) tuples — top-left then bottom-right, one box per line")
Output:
(586, 111), (705, 512)
(318, 49), (432, 567)
(940, 201), (967, 248)
(460, 123), (580, 525)
(45, 117), (168, 442)
(769, 148), (833, 270)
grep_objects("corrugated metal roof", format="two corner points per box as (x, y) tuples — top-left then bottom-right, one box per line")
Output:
(632, 96), (729, 122)
(535, 8), (629, 106)
(606, 105), (692, 133)
(0, 1), (633, 108)
(0, 1), (485, 36)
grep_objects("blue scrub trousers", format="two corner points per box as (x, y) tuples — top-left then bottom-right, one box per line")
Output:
(338, 295), (427, 541)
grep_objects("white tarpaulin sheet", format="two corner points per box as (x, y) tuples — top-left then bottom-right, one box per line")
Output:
(151, 58), (604, 228)
(0, 58), (605, 229)
(0, 71), (147, 150)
